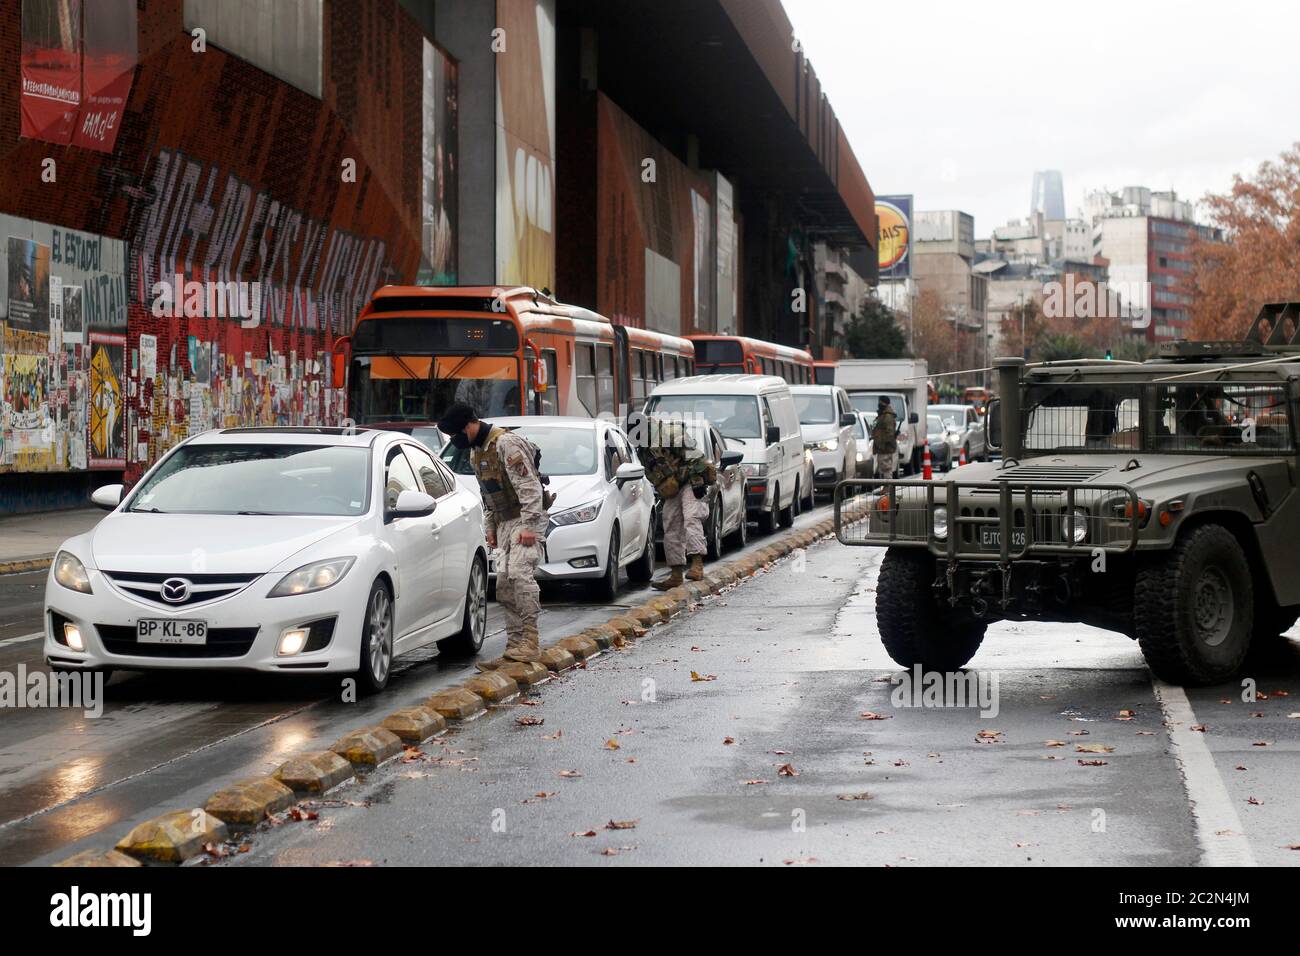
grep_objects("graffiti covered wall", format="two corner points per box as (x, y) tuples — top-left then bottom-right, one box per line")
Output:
(0, 0), (460, 491)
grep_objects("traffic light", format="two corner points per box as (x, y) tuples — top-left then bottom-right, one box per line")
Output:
(1105, 349), (1113, 361)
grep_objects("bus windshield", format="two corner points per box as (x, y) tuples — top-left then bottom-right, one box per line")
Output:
(693, 340), (745, 373)
(349, 354), (521, 423)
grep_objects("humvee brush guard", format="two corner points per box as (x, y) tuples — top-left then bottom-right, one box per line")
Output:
(834, 301), (1300, 685)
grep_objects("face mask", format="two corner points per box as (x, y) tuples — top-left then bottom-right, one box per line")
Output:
(450, 432), (471, 449)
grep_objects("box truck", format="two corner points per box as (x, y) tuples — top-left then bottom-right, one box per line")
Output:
(835, 359), (929, 475)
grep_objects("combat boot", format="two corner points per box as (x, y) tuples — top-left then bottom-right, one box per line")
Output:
(686, 554), (705, 581)
(651, 566), (684, 590)
(503, 627), (542, 663)
(474, 656), (509, 673)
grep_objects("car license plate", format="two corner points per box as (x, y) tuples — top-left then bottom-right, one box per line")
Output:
(137, 619), (208, 644)
(980, 528), (1026, 548)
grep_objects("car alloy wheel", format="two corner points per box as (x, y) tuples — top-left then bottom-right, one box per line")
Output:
(366, 584), (393, 688)
(468, 559), (487, 647)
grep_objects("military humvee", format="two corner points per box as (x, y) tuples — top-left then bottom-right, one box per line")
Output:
(834, 301), (1300, 685)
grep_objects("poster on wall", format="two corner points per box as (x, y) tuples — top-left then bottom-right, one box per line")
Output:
(6, 237), (52, 331)
(876, 195), (913, 280)
(88, 331), (125, 468)
(418, 38), (459, 285)
(62, 283), (83, 334)
(19, 0), (83, 145)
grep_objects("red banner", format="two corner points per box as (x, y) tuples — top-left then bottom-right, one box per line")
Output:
(19, 41), (81, 145)
(73, 0), (137, 152)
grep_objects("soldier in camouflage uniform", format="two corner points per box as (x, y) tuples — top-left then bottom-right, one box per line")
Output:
(637, 417), (716, 590)
(871, 397), (899, 480)
(437, 403), (550, 668)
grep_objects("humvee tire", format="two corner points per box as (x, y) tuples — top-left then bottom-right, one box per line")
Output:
(1134, 524), (1253, 685)
(878, 548), (986, 671)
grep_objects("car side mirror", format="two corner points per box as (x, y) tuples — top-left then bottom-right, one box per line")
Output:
(839, 412), (856, 427)
(720, 450), (744, 467)
(909, 412), (919, 425)
(91, 484), (123, 510)
(986, 399), (1002, 451)
(765, 425), (781, 445)
(388, 489), (436, 520)
(614, 462), (645, 486)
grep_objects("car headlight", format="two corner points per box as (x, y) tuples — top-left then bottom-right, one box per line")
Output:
(1062, 509), (1088, 544)
(741, 463), (767, 478)
(932, 506), (949, 541)
(551, 499), (603, 527)
(855, 452), (864, 462)
(53, 551), (93, 594)
(268, 557), (356, 597)
(810, 438), (838, 452)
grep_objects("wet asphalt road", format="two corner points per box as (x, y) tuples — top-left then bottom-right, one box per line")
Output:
(0, 500), (841, 866)
(221, 541), (1300, 867)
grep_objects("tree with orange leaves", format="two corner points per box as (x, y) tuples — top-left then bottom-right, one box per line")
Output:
(1190, 143), (1300, 339)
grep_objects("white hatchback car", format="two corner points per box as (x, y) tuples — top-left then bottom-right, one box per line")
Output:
(43, 427), (488, 694)
(440, 416), (656, 600)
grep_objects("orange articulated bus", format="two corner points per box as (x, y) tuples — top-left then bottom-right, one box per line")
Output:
(332, 286), (695, 425)
(687, 334), (814, 384)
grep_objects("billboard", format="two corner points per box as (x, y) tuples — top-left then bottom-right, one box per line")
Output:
(876, 195), (912, 280)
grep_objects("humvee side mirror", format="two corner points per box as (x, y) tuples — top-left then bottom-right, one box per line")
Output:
(986, 398), (1002, 451)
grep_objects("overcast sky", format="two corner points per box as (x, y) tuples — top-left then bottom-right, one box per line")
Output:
(783, 0), (1299, 235)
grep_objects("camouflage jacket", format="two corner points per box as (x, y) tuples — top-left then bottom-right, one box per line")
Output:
(470, 426), (549, 538)
(639, 420), (716, 498)
(871, 409), (899, 454)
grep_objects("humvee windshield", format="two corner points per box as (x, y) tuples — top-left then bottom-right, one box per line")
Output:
(1023, 381), (1293, 453)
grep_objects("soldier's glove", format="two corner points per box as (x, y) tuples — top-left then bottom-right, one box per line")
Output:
(692, 484), (707, 500)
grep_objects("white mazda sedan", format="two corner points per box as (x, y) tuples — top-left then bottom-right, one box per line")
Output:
(44, 427), (488, 694)
(440, 416), (655, 600)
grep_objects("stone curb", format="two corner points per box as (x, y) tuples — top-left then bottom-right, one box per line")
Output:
(0, 557), (52, 576)
(330, 726), (404, 769)
(114, 809), (229, 864)
(204, 776), (297, 827)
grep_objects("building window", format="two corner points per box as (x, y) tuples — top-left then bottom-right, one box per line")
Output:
(183, 0), (323, 98)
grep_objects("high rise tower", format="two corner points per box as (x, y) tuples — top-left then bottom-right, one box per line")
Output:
(1030, 170), (1066, 221)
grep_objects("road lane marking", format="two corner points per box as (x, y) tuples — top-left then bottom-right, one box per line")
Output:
(1152, 678), (1256, 867)
(0, 631), (43, 648)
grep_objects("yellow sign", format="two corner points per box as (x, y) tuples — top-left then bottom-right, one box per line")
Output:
(877, 200), (910, 272)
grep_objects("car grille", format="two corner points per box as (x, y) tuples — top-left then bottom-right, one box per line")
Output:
(102, 571), (262, 608)
(95, 625), (260, 658)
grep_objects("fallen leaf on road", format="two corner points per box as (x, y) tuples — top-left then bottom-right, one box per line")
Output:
(860, 711), (892, 720)
(319, 859), (375, 867)
(1285, 845), (1300, 851)
(1235, 765), (1248, 771)
(690, 671), (717, 682)
(783, 857), (818, 865)
(605, 819), (638, 830)
(837, 792), (873, 801)
(1045, 740), (1067, 748)
(1135, 731), (1155, 736)
(770, 749), (792, 755)
(1069, 729), (1090, 736)
(1077, 759), (1108, 767)
(891, 759), (909, 767)
(1247, 797), (1262, 806)
(1075, 744), (1115, 754)
(558, 769), (583, 779)
(1288, 713), (1300, 719)
(1252, 741), (1272, 747)
(976, 729), (1002, 743)
(776, 763), (798, 777)
(515, 715), (544, 726)
(600, 846), (637, 856)
(722, 736), (736, 745)
(289, 806), (319, 822)
(741, 779), (768, 786)
(604, 738), (620, 750)
(521, 792), (557, 804)
(570, 830), (598, 838)
(1250, 712), (1265, 718)
(202, 842), (230, 858)
(542, 730), (564, 740)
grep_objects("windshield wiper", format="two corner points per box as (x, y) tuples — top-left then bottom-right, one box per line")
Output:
(130, 506), (167, 514)
(432, 351), (481, 387)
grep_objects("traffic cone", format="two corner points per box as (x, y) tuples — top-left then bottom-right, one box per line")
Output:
(922, 441), (933, 481)
(958, 446), (968, 467)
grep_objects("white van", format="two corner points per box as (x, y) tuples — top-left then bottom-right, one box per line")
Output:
(645, 375), (805, 534)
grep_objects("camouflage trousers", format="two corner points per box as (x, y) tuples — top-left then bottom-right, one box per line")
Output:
(874, 451), (898, 479)
(495, 516), (542, 660)
(661, 490), (707, 567)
